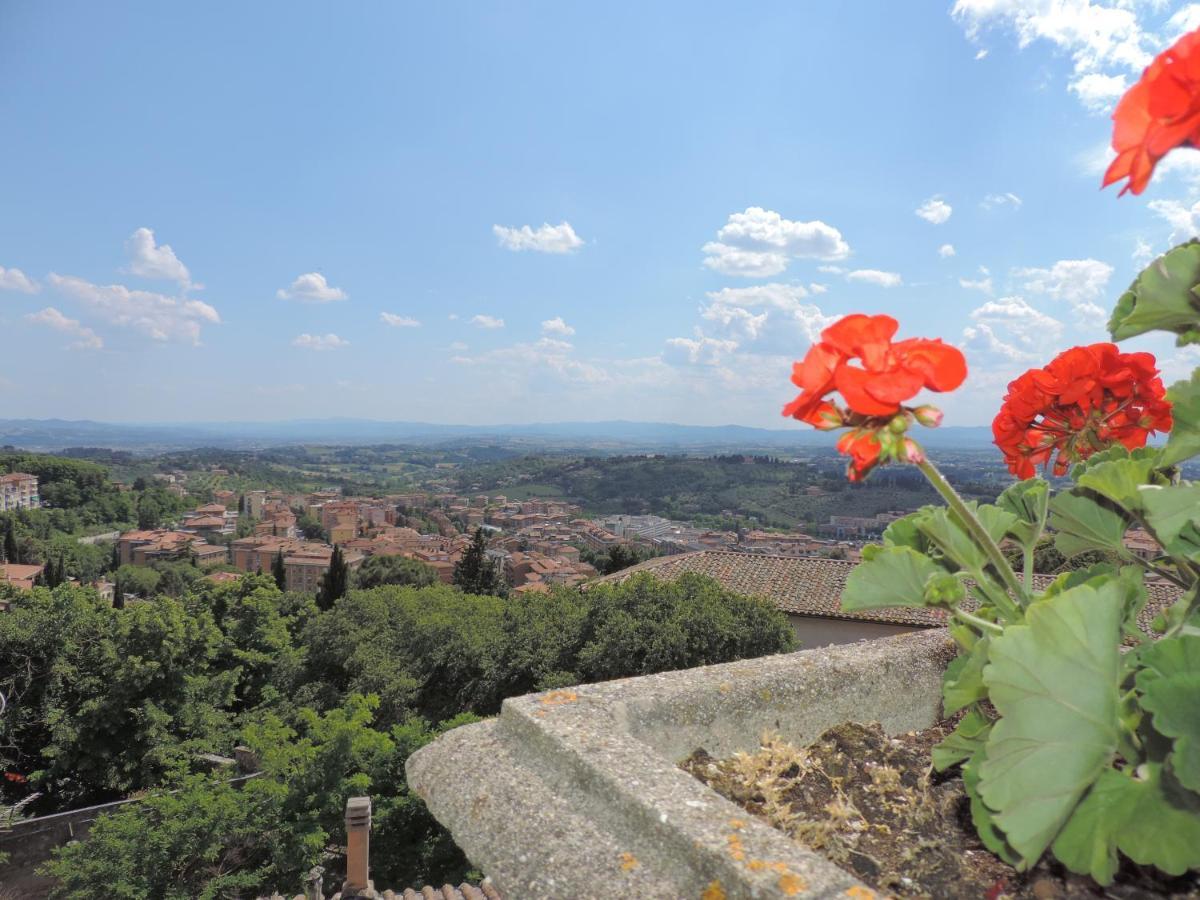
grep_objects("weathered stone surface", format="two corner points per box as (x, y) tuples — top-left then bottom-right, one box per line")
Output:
(408, 628), (955, 899)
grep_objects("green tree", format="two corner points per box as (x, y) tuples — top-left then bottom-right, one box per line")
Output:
(452, 528), (505, 597)
(114, 564), (162, 598)
(136, 493), (164, 530)
(3, 517), (20, 564)
(271, 550), (286, 591)
(317, 546), (349, 611)
(355, 554), (437, 590)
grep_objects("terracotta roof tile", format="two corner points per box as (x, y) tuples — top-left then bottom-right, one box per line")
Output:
(590, 550), (1182, 632)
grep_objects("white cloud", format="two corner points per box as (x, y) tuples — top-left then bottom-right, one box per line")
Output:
(541, 316), (575, 337)
(915, 196), (953, 225)
(0, 266), (38, 294)
(1070, 72), (1128, 111)
(1132, 237), (1156, 267)
(817, 265), (845, 274)
(125, 227), (191, 286)
(701, 283), (834, 343)
(939, 243), (956, 258)
(1017, 258), (1114, 319)
(1148, 198), (1200, 245)
(846, 269), (903, 288)
(276, 273), (348, 303)
(25, 306), (103, 350)
(47, 273), (220, 344)
(380, 312), (420, 328)
(962, 297), (1065, 367)
(452, 337), (615, 385)
(975, 48), (989, 60)
(449, 341), (469, 351)
(470, 314), (505, 329)
(664, 334), (740, 366)
(982, 192), (1023, 210)
(960, 267), (994, 293)
(292, 333), (349, 351)
(493, 222), (584, 254)
(702, 207), (850, 277)
(808, 282), (828, 294)
(951, 0), (1154, 113)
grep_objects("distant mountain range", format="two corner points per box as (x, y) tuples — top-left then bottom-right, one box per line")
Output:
(0, 417), (998, 453)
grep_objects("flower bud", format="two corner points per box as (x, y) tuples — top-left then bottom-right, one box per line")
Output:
(902, 437), (926, 464)
(887, 414), (910, 434)
(912, 405), (943, 428)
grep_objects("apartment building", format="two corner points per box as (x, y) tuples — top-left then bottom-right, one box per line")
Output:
(0, 473), (40, 511)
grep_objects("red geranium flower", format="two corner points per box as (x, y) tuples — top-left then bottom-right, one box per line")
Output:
(784, 314), (967, 480)
(992, 343), (1173, 479)
(1104, 27), (1200, 196)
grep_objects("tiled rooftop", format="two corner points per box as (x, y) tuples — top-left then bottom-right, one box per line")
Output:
(591, 550), (1183, 632)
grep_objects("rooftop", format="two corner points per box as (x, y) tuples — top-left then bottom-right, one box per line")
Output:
(591, 550), (1183, 632)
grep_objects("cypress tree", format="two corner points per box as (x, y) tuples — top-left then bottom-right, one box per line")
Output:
(452, 527), (506, 597)
(271, 549), (286, 591)
(317, 545), (349, 611)
(3, 518), (20, 565)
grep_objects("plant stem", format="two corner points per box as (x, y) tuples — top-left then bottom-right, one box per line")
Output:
(1023, 547), (1034, 592)
(917, 456), (1030, 619)
(953, 605), (1003, 636)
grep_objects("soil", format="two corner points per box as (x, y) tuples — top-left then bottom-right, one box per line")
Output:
(681, 721), (1200, 900)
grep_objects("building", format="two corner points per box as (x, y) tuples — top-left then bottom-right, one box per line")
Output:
(282, 546), (363, 593)
(0, 473), (40, 511)
(590, 551), (1184, 649)
(117, 530), (227, 567)
(1, 562), (44, 592)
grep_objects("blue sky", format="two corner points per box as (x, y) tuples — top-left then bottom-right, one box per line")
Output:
(3, 1), (1200, 428)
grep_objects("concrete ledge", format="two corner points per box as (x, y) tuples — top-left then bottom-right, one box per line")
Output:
(408, 629), (955, 899)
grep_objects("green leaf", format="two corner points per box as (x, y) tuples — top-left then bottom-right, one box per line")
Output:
(917, 504), (1015, 574)
(1076, 456), (1159, 513)
(1053, 765), (1200, 882)
(978, 581), (1123, 868)
(996, 478), (1049, 549)
(1108, 239), (1200, 342)
(1141, 673), (1200, 792)
(962, 747), (1020, 866)
(1137, 635), (1200, 792)
(1048, 488), (1130, 559)
(880, 507), (935, 552)
(932, 706), (991, 771)
(942, 638), (989, 715)
(1162, 370), (1200, 468)
(1140, 483), (1200, 557)
(840, 545), (943, 611)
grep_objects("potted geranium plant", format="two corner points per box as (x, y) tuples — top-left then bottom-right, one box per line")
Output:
(778, 27), (1200, 887)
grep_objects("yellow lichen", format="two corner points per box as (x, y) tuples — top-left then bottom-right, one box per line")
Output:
(701, 880), (727, 900)
(844, 887), (876, 899)
(747, 859), (767, 872)
(727, 818), (746, 830)
(778, 872), (808, 895)
(539, 689), (579, 706)
(619, 851), (639, 872)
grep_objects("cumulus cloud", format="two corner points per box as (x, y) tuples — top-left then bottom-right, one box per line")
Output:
(1070, 72), (1128, 111)
(808, 282), (828, 294)
(47, 274), (220, 344)
(960, 267), (994, 294)
(846, 269), (903, 288)
(939, 244), (956, 258)
(277, 273), (348, 303)
(1148, 198), (1200, 245)
(470, 314), (505, 329)
(292, 333), (349, 351)
(1132, 237), (1156, 267)
(541, 316), (575, 336)
(380, 312), (420, 328)
(915, 197), (953, 225)
(1017, 258), (1114, 319)
(493, 222), (584, 254)
(125, 227), (191, 286)
(702, 207), (850, 277)
(982, 192), (1023, 210)
(962, 297), (1065, 367)
(25, 306), (103, 350)
(664, 334), (740, 366)
(0, 266), (38, 294)
(452, 337), (614, 385)
(951, 0), (1152, 112)
(701, 284), (835, 343)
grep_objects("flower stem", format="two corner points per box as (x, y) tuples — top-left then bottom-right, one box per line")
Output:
(953, 605), (1003, 636)
(916, 456), (1030, 619)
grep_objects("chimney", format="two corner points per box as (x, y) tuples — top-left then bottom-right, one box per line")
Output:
(343, 796), (373, 897)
